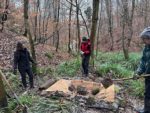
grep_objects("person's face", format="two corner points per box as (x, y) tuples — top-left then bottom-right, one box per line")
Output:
(143, 38), (150, 45)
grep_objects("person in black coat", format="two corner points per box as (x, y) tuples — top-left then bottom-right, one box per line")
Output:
(13, 42), (34, 89)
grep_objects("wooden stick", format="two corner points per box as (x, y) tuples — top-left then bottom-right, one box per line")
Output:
(1, 71), (33, 110)
(39, 79), (56, 91)
(86, 105), (114, 111)
(0, 70), (24, 106)
(0, 70), (30, 113)
(112, 74), (150, 81)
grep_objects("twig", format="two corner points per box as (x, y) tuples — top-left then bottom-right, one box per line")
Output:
(86, 105), (114, 111)
(112, 74), (150, 81)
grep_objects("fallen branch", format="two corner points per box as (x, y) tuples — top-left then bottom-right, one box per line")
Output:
(86, 105), (114, 111)
(0, 70), (28, 113)
(39, 79), (57, 91)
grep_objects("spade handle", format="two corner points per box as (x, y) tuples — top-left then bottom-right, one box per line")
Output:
(112, 74), (150, 81)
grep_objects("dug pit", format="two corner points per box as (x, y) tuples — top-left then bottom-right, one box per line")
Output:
(45, 79), (115, 102)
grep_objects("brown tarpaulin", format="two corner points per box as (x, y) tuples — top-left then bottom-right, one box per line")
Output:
(46, 79), (115, 102)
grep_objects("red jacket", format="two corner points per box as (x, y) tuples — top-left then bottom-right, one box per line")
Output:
(80, 39), (91, 55)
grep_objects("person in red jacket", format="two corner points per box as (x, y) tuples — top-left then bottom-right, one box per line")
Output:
(80, 36), (91, 76)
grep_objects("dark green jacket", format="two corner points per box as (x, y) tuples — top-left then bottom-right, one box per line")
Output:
(137, 45), (150, 75)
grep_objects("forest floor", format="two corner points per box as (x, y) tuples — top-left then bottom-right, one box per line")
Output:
(0, 30), (144, 113)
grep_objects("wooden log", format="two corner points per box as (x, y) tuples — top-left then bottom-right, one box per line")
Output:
(86, 105), (114, 111)
(39, 79), (57, 91)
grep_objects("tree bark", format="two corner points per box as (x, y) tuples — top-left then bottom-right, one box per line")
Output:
(75, 0), (81, 52)
(121, 0), (135, 60)
(23, 0), (28, 37)
(96, 0), (103, 56)
(79, 9), (90, 37)
(45, 1), (52, 40)
(56, 0), (60, 52)
(105, 0), (114, 51)
(68, 0), (72, 53)
(144, 0), (148, 27)
(24, 0), (37, 73)
(90, 0), (100, 66)
(34, 0), (39, 41)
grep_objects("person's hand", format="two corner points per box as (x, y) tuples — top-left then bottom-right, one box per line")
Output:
(80, 51), (84, 55)
(133, 73), (140, 80)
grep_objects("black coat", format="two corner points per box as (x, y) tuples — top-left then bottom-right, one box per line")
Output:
(137, 45), (150, 74)
(14, 48), (34, 71)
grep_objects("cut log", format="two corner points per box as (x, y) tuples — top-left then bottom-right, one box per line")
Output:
(39, 79), (57, 91)
(86, 105), (114, 111)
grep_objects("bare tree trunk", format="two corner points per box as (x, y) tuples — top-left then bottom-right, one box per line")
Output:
(53, 0), (56, 46)
(105, 0), (114, 51)
(5, 0), (9, 9)
(66, 0), (89, 51)
(45, 1), (52, 40)
(144, 0), (148, 27)
(0, 1), (2, 9)
(79, 9), (90, 37)
(56, 0), (60, 52)
(96, 0), (103, 56)
(42, 0), (46, 39)
(116, 0), (120, 27)
(127, 0), (135, 48)
(42, 0), (49, 41)
(23, 0), (28, 37)
(24, 0), (37, 73)
(121, 16), (127, 59)
(68, 0), (72, 53)
(121, 0), (135, 60)
(90, 0), (100, 66)
(75, 0), (80, 52)
(121, 0), (129, 59)
(0, 0), (9, 32)
(38, 0), (41, 42)
(34, 0), (39, 41)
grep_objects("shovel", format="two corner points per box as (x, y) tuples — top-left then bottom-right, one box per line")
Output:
(101, 74), (150, 88)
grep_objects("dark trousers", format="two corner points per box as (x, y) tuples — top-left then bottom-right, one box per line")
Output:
(144, 77), (150, 113)
(19, 68), (34, 88)
(82, 55), (90, 76)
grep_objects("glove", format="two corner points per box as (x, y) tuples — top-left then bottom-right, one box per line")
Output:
(80, 51), (84, 55)
(133, 72), (141, 80)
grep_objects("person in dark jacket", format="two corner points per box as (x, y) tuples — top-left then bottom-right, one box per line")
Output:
(135, 27), (150, 113)
(80, 36), (91, 77)
(13, 42), (34, 89)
